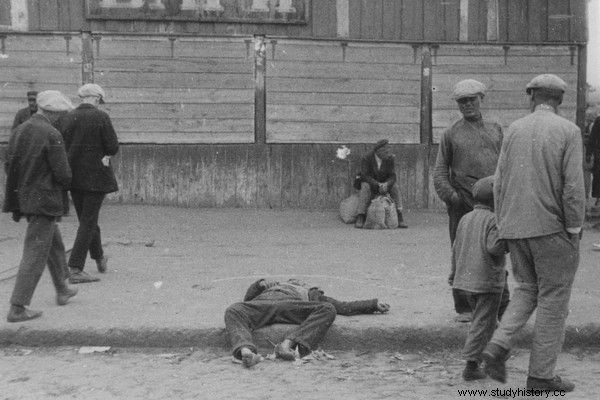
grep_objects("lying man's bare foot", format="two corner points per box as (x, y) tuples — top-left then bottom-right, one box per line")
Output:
(240, 347), (263, 368)
(275, 339), (296, 361)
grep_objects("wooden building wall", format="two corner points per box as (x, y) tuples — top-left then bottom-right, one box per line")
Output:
(0, 0), (587, 43)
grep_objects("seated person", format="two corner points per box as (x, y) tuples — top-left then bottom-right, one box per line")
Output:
(224, 278), (390, 367)
(354, 139), (408, 229)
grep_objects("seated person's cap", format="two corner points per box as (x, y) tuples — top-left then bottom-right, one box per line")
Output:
(36, 90), (74, 112)
(78, 83), (106, 103)
(452, 79), (486, 100)
(472, 176), (494, 204)
(26, 90), (38, 98)
(374, 139), (389, 151)
(525, 74), (567, 94)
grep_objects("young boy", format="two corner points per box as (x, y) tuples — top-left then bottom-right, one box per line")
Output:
(448, 176), (509, 381)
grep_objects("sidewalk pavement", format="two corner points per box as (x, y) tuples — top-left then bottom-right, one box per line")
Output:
(1, 205), (599, 352)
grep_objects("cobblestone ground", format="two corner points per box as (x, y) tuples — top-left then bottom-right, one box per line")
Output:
(1, 346), (600, 400)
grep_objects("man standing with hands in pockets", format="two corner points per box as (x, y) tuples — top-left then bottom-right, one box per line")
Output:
(59, 83), (119, 284)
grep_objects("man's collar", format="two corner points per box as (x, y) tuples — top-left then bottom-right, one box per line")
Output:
(474, 204), (492, 211)
(534, 104), (556, 113)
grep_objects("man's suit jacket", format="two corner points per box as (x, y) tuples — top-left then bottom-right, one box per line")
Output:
(59, 104), (119, 193)
(360, 151), (396, 192)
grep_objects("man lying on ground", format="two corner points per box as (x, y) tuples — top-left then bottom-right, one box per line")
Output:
(224, 278), (390, 367)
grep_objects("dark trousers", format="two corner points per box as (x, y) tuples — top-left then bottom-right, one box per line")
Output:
(462, 291), (503, 362)
(448, 200), (473, 314)
(10, 215), (68, 306)
(356, 182), (403, 215)
(224, 299), (337, 358)
(68, 190), (105, 270)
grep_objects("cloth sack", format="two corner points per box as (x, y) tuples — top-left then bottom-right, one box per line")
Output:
(339, 193), (360, 224)
(364, 195), (398, 229)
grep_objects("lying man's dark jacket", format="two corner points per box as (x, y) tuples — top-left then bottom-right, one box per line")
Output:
(243, 279), (379, 316)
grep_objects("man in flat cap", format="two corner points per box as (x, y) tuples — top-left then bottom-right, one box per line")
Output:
(354, 139), (408, 229)
(11, 91), (38, 131)
(434, 79), (506, 323)
(3, 90), (78, 322)
(58, 83), (119, 284)
(482, 74), (584, 392)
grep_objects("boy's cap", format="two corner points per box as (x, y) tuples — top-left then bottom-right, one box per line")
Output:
(373, 139), (389, 151)
(472, 176), (494, 203)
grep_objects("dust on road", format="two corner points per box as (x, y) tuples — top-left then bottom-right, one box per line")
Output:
(2, 346), (600, 400)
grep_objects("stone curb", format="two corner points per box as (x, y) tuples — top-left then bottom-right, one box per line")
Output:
(1, 324), (599, 351)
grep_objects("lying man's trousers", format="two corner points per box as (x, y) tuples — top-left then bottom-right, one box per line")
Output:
(225, 299), (337, 359)
(356, 182), (403, 215)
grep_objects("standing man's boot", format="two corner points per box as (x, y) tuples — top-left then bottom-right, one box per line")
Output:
(355, 214), (366, 229)
(397, 209), (408, 228)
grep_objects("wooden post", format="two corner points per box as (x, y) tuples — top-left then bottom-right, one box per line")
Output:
(420, 46), (433, 145)
(576, 44), (587, 134)
(81, 31), (94, 84)
(254, 35), (267, 144)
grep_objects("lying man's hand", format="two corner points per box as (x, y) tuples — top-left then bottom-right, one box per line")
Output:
(376, 302), (390, 313)
(259, 279), (278, 289)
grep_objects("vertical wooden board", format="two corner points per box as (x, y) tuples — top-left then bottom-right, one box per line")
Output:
(68, 0), (85, 31)
(196, 146), (218, 207)
(297, 145), (318, 208)
(423, 0), (444, 41)
(268, 144), (284, 208)
(497, 0), (509, 42)
(570, 0), (586, 42)
(443, 0), (460, 42)
(27, 0), (40, 30)
(234, 145), (257, 207)
(57, 0), (71, 30)
(254, 144), (271, 208)
(507, 0), (528, 42)
(312, 0), (337, 38)
(348, 0), (362, 39)
(162, 146), (180, 205)
(401, 0), (423, 40)
(358, 0), (383, 40)
(382, 0), (402, 40)
(528, 0), (548, 42)
(468, 0), (487, 41)
(547, 0), (570, 42)
(0, 0), (10, 26)
(280, 144), (296, 207)
(38, 0), (59, 31)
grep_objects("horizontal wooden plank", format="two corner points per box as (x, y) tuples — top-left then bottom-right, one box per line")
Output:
(433, 45), (574, 56)
(0, 67), (81, 85)
(268, 60), (421, 79)
(268, 92), (420, 107)
(432, 108), (577, 129)
(432, 63), (577, 74)
(267, 77), (421, 94)
(433, 55), (574, 66)
(111, 117), (253, 133)
(266, 122), (419, 143)
(0, 53), (83, 67)
(432, 74), (578, 93)
(101, 88), (254, 104)
(117, 131), (254, 144)
(95, 72), (254, 89)
(267, 105), (420, 123)
(343, 44), (418, 64)
(95, 57), (253, 74)
(4, 35), (80, 53)
(271, 42), (345, 62)
(432, 92), (577, 109)
(102, 103), (253, 119)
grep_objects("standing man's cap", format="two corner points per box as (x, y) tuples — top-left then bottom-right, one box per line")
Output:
(373, 139), (389, 151)
(26, 90), (38, 98)
(452, 79), (486, 100)
(78, 83), (106, 103)
(36, 90), (74, 112)
(525, 74), (567, 94)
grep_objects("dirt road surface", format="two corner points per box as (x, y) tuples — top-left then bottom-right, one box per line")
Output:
(2, 346), (600, 400)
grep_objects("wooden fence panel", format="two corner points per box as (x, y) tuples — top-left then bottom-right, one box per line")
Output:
(266, 40), (421, 144)
(431, 45), (578, 142)
(93, 36), (255, 144)
(0, 35), (81, 141)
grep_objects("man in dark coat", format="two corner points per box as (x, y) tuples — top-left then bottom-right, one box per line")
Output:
(225, 278), (390, 368)
(3, 90), (78, 323)
(354, 139), (408, 229)
(58, 83), (119, 284)
(11, 91), (38, 130)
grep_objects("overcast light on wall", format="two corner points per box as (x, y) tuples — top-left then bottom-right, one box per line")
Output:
(589, 0), (600, 87)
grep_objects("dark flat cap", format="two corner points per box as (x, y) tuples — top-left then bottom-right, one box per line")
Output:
(374, 139), (389, 151)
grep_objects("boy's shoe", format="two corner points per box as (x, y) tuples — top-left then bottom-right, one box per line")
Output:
(454, 312), (472, 323)
(482, 342), (510, 383)
(7, 306), (43, 323)
(526, 375), (575, 392)
(69, 269), (100, 284)
(462, 361), (486, 381)
(396, 210), (408, 228)
(96, 256), (108, 273)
